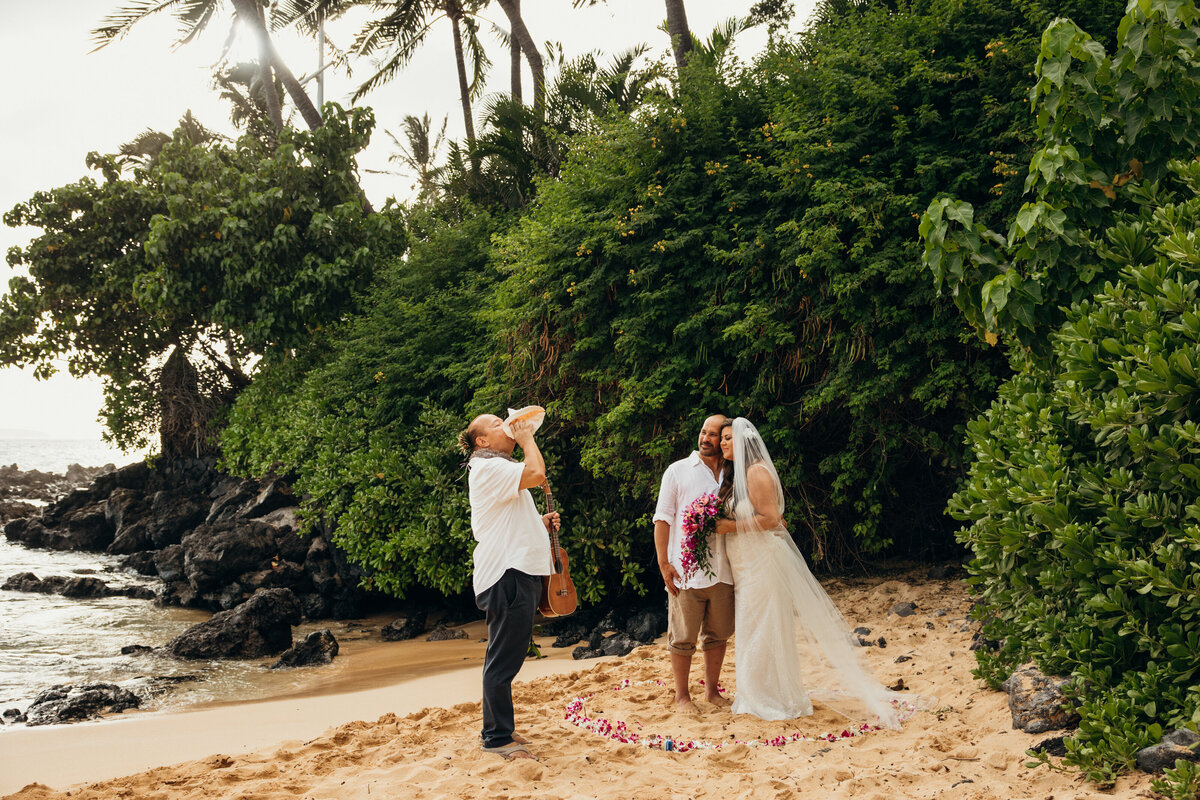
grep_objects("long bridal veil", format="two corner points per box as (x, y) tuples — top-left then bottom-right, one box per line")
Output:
(729, 417), (920, 729)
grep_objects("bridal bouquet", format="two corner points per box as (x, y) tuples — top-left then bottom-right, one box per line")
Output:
(680, 492), (721, 580)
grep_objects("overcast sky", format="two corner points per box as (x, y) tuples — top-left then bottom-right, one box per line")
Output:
(0, 0), (816, 444)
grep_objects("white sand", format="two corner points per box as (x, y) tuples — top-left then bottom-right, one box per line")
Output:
(0, 577), (1154, 800)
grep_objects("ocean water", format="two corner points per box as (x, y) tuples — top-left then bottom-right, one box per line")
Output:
(0, 439), (349, 723)
(0, 538), (376, 720)
(0, 438), (145, 474)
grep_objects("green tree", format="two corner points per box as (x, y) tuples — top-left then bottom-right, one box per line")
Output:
(1, 105), (397, 451)
(920, 0), (1200, 787)
(485, 0), (1124, 566)
(921, 0), (1200, 356)
(221, 204), (501, 597)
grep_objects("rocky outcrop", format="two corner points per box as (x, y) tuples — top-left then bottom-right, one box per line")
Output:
(1000, 663), (1081, 734)
(270, 630), (338, 669)
(1137, 729), (1200, 773)
(163, 588), (301, 660)
(0, 499), (38, 524)
(426, 625), (469, 641)
(382, 611), (429, 642)
(3, 458), (366, 621)
(2, 571), (156, 600)
(0, 463), (115, 504)
(543, 603), (667, 660)
(22, 683), (140, 726)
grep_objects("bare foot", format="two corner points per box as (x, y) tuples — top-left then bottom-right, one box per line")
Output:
(675, 699), (702, 715)
(706, 694), (732, 708)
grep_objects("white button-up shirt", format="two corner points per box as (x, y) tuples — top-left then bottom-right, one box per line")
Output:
(653, 451), (733, 591)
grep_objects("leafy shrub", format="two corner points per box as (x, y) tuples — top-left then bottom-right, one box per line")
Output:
(486, 0), (1125, 565)
(1153, 759), (1200, 800)
(923, 0), (1200, 783)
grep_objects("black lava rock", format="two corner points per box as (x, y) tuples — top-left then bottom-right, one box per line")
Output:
(426, 625), (469, 641)
(382, 611), (428, 642)
(24, 683), (141, 726)
(164, 588), (301, 659)
(270, 629), (339, 669)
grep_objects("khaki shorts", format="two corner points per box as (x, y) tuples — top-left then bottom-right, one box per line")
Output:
(666, 582), (735, 655)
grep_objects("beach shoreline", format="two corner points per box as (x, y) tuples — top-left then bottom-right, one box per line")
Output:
(0, 576), (1156, 800)
(0, 625), (618, 796)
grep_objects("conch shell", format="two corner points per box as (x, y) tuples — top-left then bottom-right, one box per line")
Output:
(501, 405), (545, 437)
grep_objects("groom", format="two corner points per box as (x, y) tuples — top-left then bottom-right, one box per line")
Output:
(653, 414), (734, 712)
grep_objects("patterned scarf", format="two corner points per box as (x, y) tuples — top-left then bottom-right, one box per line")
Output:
(462, 448), (517, 473)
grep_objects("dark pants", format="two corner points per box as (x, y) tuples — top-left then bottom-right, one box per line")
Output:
(475, 568), (541, 748)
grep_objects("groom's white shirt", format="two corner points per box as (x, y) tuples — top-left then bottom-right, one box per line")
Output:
(653, 451), (733, 591)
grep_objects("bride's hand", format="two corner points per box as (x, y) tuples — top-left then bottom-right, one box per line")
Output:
(714, 518), (737, 535)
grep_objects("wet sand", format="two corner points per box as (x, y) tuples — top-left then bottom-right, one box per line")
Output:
(0, 577), (1153, 799)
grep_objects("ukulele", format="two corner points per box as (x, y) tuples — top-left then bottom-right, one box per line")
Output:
(538, 479), (578, 617)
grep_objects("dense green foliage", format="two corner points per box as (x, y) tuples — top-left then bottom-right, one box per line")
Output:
(923, 0), (1200, 357)
(221, 206), (499, 597)
(487, 0), (1125, 566)
(220, 0), (1128, 605)
(2, 105), (397, 449)
(921, 0), (1200, 786)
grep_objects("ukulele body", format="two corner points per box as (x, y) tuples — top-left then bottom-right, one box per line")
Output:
(538, 548), (578, 617)
(538, 480), (578, 617)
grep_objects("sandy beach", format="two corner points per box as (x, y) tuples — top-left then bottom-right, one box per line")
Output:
(1, 576), (1154, 799)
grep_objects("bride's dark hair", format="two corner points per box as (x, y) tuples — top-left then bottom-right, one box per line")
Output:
(716, 419), (735, 512)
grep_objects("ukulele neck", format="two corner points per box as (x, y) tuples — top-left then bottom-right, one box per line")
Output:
(543, 480), (562, 568)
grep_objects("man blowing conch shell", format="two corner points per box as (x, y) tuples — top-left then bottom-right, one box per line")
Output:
(459, 409), (559, 760)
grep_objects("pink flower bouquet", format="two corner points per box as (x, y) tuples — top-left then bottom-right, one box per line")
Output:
(680, 492), (721, 580)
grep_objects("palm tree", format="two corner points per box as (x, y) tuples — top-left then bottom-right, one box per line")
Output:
(117, 111), (224, 169)
(556, 45), (661, 117)
(212, 61), (289, 144)
(373, 112), (448, 203)
(296, 1), (489, 144)
(508, 0), (522, 103)
(664, 0), (693, 73)
(92, 0), (323, 132)
(493, 0), (544, 111)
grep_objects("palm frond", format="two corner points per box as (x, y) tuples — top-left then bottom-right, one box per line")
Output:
(90, 0), (192, 50)
(460, 16), (492, 99)
(271, 0), (356, 36)
(351, 46), (417, 101)
(174, 0), (219, 45)
(352, 1), (430, 57)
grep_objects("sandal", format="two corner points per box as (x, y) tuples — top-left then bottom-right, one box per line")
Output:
(482, 741), (538, 760)
(480, 733), (530, 745)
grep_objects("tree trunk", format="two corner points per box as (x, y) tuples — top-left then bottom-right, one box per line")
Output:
(232, 0), (282, 131)
(232, 0), (323, 130)
(664, 0), (693, 74)
(449, 9), (476, 142)
(509, 0), (522, 103)
(267, 44), (325, 130)
(159, 346), (204, 460)
(496, 0), (544, 112)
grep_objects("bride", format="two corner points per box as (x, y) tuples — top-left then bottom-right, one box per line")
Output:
(713, 417), (906, 727)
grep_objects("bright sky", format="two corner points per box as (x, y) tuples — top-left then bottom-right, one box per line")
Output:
(0, 0), (816, 443)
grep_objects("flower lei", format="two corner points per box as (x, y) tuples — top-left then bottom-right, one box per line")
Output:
(679, 493), (721, 580)
(563, 679), (911, 752)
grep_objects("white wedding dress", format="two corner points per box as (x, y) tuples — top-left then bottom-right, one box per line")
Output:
(723, 418), (907, 728)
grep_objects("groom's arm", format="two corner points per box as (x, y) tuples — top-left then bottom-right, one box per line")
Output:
(654, 520), (681, 597)
(652, 468), (681, 596)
